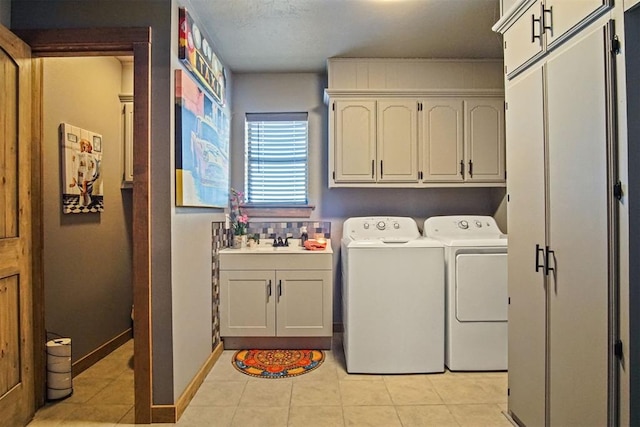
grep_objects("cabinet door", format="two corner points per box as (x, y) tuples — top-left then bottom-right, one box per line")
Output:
(544, 0), (609, 47)
(276, 270), (332, 337)
(376, 100), (418, 182)
(220, 270), (276, 337)
(505, 65), (547, 427)
(546, 25), (609, 427)
(421, 99), (464, 182)
(464, 98), (505, 182)
(503, 0), (543, 75)
(122, 101), (134, 184)
(333, 100), (377, 182)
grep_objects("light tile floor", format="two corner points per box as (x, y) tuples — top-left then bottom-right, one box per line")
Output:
(29, 336), (512, 426)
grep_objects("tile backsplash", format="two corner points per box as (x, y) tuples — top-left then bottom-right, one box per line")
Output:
(246, 221), (331, 241)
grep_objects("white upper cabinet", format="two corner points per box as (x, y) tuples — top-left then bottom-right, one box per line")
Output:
(544, 0), (609, 46)
(503, 0), (544, 75)
(421, 99), (464, 182)
(333, 100), (377, 183)
(464, 99), (506, 182)
(420, 98), (505, 183)
(326, 59), (505, 187)
(376, 100), (419, 183)
(497, 0), (610, 77)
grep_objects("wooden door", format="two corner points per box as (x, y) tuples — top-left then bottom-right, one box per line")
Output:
(0, 25), (34, 427)
(276, 270), (332, 337)
(219, 270), (276, 337)
(504, 65), (547, 427)
(376, 99), (418, 182)
(464, 98), (505, 182)
(420, 99), (464, 182)
(546, 24), (609, 427)
(333, 100), (376, 183)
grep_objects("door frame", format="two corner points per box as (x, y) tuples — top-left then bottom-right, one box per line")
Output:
(14, 28), (153, 424)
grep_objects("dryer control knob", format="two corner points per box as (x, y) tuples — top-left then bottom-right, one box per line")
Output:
(475, 220), (482, 228)
(363, 223), (370, 229)
(458, 220), (469, 230)
(376, 221), (386, 230)
(393, 222), (400, 229)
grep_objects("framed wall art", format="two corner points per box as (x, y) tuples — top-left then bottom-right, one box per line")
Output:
(175, 70), (230, 208)
(60, 123), (104, 213)
(179, 7), (226, 105)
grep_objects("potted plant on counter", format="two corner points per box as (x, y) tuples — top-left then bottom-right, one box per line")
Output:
(230, 188), (249, 248)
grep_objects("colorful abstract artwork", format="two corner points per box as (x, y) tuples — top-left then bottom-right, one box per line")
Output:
(60, 123), (104, 214)
(179, 7), (226, 105)
(175, 70), (230, 208)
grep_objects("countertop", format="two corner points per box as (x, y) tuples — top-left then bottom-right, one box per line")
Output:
(220, 239), (333, 255)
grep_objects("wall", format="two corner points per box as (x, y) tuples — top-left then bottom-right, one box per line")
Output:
(0, 0), (9, 27)
(230, 72), (506, 322)
(624, 5), (640, 424)
(169, 0), (229, 401)
(10, 0), (178, 404)
(42, 57), (133, 361)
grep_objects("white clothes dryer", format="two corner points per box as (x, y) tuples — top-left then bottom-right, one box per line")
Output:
(342, 216), (445, 374)
(424, 215), (508, 371)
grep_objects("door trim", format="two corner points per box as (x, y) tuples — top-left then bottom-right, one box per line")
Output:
(14, 27), (153, 424)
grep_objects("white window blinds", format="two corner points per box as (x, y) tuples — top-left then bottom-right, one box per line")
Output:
(245, 112), (308, 204)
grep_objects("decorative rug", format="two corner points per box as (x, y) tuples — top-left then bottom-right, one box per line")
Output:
(232, 349), (324, 379)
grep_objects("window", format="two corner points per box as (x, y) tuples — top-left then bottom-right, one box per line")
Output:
(245, 112), (308, 204)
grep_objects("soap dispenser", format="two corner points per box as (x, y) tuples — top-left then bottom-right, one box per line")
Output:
(300, 226), (309, 246)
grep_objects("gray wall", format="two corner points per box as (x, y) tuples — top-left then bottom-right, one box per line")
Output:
(169, 0), (229, 401)
(11, 0), (177, 404)
(42, 57), (133, 361)
(230, 72), (506, 322)
(0, 0), (9, 27)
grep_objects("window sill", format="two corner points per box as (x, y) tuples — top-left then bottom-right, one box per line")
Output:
(241, 204), (315, 218)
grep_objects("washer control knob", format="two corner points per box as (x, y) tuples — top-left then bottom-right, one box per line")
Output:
(458, 220), (469, 230)
(376, 221), (386, 231)
(475, 220), (482, 228)
(393, 222), (400, 229)
(363, 223), (370, 229)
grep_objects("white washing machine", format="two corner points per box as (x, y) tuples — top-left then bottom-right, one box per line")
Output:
(341, 216), (444, 374)
(424, 215), (508, 371)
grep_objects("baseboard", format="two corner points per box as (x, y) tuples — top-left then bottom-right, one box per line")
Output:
(72, 328), (133, 377)
(151, 341), (224, 424)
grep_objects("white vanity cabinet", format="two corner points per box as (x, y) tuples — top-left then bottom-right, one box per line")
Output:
(219, 245), (333, 346)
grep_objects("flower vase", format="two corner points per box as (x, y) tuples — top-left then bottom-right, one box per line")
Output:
(233, 234), (247, 249)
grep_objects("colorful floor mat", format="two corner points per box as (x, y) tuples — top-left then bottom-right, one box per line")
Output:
(232, 349), (324, 379)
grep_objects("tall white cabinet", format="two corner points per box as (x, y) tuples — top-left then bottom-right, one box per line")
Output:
(495, 2), (617, 426)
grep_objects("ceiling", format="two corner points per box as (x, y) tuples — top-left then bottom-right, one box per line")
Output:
(189, 0), (505, 74)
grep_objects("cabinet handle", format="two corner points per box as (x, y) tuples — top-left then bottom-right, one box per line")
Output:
(460, 160), (465, 178)
(380, 160), (383, 179)
(531, 13), (542, 44)
(542, 4), (553, 34)
(535, 244), (545, 273)
(545, 246), (556, 276)
(371, 160), (374, 179)
(468, 160), (473, 178)
(278, 280), (282, 301)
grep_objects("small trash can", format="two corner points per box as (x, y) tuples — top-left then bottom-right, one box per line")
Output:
(46, 338), (73, 400)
